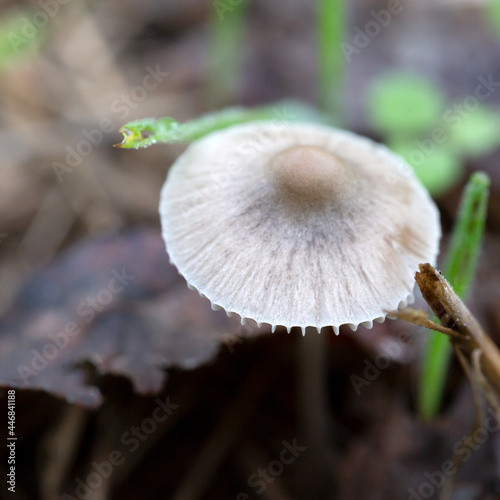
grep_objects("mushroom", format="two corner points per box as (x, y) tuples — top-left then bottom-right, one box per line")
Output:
(159, 121), (441, 494)
(159, 121), (441, 333)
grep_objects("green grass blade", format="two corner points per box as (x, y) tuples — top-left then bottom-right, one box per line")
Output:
(418, 333), (452, 420)
(445, 172), (491, 297)
(206, 0), (249, 109)
(418, 172), (490, 419)
(317, 0), (346, 120)
(115, 101), (325, 149)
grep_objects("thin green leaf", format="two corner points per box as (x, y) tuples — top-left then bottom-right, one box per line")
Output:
(317, 0), (346, 120)
(486, 0), (500, 35)
(206, 0), (249, 108)
(115, 101), (326, 149)
(419, 172), (490, 419)
(445, 172), (490, 299)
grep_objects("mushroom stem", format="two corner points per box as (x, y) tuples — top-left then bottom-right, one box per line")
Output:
(297, 327), (335, 497)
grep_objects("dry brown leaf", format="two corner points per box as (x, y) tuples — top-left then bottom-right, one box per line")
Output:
(0, 229), (266, 407)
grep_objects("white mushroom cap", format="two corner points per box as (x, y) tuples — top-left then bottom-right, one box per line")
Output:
(159, 122), (441, 332)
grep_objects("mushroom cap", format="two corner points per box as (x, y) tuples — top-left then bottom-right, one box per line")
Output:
(159, 122), (441, 332)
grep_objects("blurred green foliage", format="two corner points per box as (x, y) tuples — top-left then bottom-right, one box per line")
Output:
(486, 0), (500, 34)
(367, 72), (500, 196)
(0, 10), (45, 70)
(448, 107), (500, 157)
(368, 73), (445, 136)
(390, 140), (463, 197)
(207, 0), (249, 109)
(317, 0), (346, 121)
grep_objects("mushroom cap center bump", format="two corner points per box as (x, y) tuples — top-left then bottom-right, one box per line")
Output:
(265, 145), (356, 205)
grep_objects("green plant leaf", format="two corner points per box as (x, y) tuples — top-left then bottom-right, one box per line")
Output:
(447, 107), (500, 157)
(0, 10), (45, 70)
(317, 0), (346, 120)
(444, 171), (490, 298)
(207, 0), (249, 108)
(115, 101), (326, 149)
(390, 140), (463, 196)
(418, 172), (490, 419)
(368, 73), (444, 136)
(486, 0), (500, 35)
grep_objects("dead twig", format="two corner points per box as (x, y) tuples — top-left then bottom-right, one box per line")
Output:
(391, 308), (463, 339)
(408, 264), (500, 500)
(415, 263), (500, 400)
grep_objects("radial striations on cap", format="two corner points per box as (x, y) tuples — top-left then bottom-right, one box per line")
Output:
(159, 122), (441, 331)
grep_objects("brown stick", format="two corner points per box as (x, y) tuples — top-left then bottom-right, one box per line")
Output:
(415, 263), (500, 397)
(405, 264), (500, 500)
